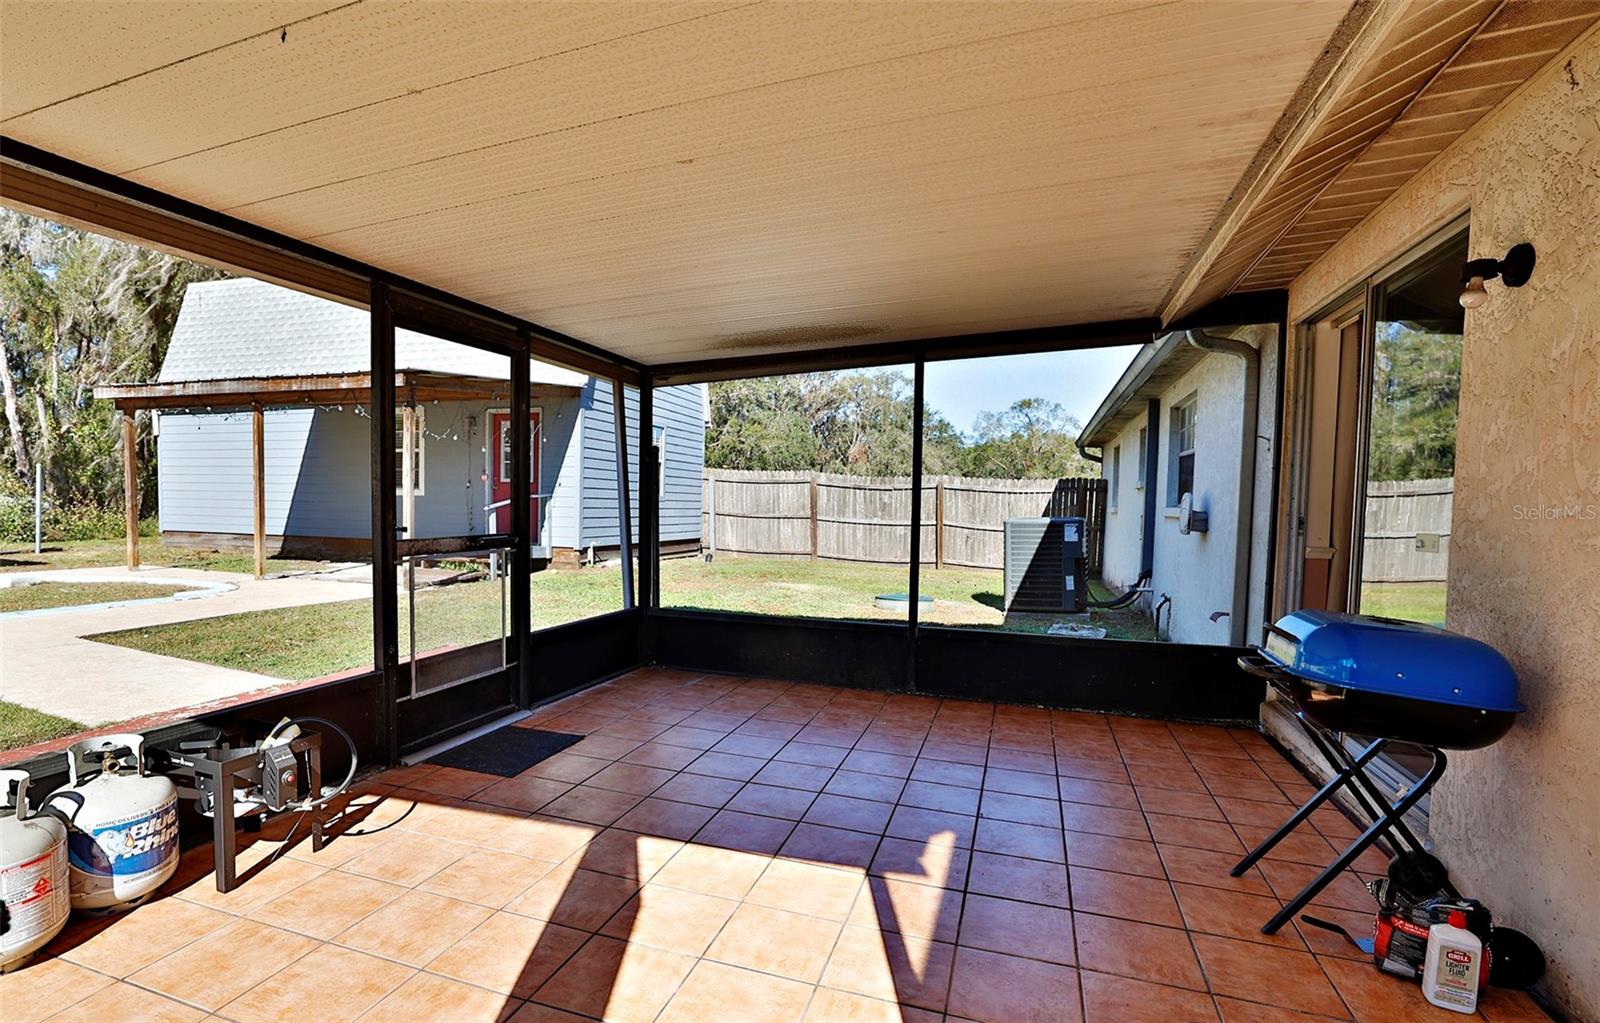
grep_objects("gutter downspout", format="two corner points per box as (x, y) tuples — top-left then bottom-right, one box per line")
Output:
(1184, 329), (1257, 647)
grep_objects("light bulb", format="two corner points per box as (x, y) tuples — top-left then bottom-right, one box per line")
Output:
(1459, 276), (1488, 309)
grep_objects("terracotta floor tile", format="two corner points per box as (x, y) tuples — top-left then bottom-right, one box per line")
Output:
(126, 918), (319, 1010)
(41, 981), (204, 1023)
(519, 752), (609, 785)
(1060, 802), (1151, 840)
(727, 781), (819, 820)
(776, 741), (849, 769)
(911, 758), (985, 789)
(518, 816), (601, 863)
(505, 865), (639, 930)
(1080, 970), (1220, 1023)
(356, 970), (518, 1022)
(825, 770), (906, 804)
(175, 849), (330, 914)
(803, 987), (939, 1023)
(887, 805), (976, 848)
(946, 945), (1081, 1023)
(473, 773), (574, 813)
(1257, 861), (1376, 915)
(980, 790), (1063, 827)
(621, 740), (702, 771)
(1125, 762), (1208, 793)
(1056, 756), (1132, 784)
(599, 883), (739, 956)
(1204, 775), (1290, 802)
(567, 734), (643, 761)
(958, 893), (1075, 964)
(1172, 882), (1304, 950)
(0, 958), (114, 1023)
(821, 924), (954, 1012)
(1065, 830), (1165, 878)
(686, 750), (767, 780)
(695, 808), (797, 853)
(804, 793), (894, 834)
(251, 867), (407, 938)
(408, 766), (499, 799)
(1155, 843), (1267, 894)
(1069, 866), (1183, 926)
(219, 943), (414, 1023)
(533, 934), (696, 1023)
(973, 817), (1065, 863)
(1478, 988), (1559, 1022)
(841, 749), (915, 778)
(538, 785), (643, 827)
(611, 795), (718, 841)
(426, 911), (587, 997)
(336, 888), (493, 967)
(660, 960), (814, 1023)
(651, 772), (743, 808)
(653, 843), (771, 899)
(985, 767), (1060, 799)
(1318, 954), (1439, 1022)
(584, 761), (675, 797)
(1072, 914), (1206, 991)
(753, 760), (835, 791)
(1217, 796), (1299, 829)
(1293, 906), (1377, 962)
(339, 831), (466, 887)
(1146, 813), (1247, 854)
(781, 823), (882, 870)
(1137, 787), (1226, 821)
(566, 828), (682, 883)
(708, 903), (843, 982)
(1191, 935), (1346, 1016)
(869, 834), (970, 890)
(967, 850), (1070, 908)
(851, 875), (963, 942)
(57, 894), (232, 977)
(986, 748), (1057, 776)
(919, 740), (989, 767)
(1058, 777), (1140, 810)
(714, 732), (787, 758)
(1232, 825), (1336, 867)
(1214, 997), (1352, 1022)
(747, 857), (864, 920)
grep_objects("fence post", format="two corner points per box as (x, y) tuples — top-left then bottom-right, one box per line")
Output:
(809, 475), (819, 561)
(934, 479), (945, 570)
(705, 470), (716, 559)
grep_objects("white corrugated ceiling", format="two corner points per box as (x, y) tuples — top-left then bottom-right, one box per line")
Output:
(2, 0), (1354, 364)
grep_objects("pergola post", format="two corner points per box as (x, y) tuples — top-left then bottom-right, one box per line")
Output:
(252, 404), (266, 579)
(122, 410), (139, 570)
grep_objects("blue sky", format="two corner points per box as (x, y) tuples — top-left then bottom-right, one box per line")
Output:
(923, 346), (1145, 435)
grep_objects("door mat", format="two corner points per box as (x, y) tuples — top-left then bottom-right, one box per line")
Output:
(426, 727), (584, 776)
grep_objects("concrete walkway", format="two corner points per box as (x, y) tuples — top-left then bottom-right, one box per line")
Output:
(0, 566), (370, 724)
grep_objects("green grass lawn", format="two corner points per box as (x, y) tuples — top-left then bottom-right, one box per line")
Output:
(0, 581), (194, 613)
(0, 538), (336, 576)
(1359, 581), (1447, 626)
(0, 700), (86, 751)
(88, 557), (1157, 682)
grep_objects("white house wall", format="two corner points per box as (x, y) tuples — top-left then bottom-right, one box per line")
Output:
(1099, 418), (1146, 595)
(579, 380), (706, 549)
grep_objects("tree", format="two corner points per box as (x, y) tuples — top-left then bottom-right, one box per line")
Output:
(1366, 323), (1460, 482)
(964, 398), (1098, 479)
(0, 211), (226, 516)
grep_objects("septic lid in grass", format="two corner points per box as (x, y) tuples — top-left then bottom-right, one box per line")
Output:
(873, 593), (935, 612)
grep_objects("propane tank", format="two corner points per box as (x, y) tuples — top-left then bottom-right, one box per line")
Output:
(44, 734), (179, 914)
(1, 769), (70, 972)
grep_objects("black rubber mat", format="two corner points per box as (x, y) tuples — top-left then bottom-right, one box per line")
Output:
(425, 727), (584, 776)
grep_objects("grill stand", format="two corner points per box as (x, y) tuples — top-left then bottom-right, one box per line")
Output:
(1235, 716), (1446, 934)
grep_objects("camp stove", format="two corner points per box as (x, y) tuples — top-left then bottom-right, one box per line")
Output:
(1235, 610), (1521, 934)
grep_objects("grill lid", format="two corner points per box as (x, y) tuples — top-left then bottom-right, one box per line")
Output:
(1260, 610), (1521, 713)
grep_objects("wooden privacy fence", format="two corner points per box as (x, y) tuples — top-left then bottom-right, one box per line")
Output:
(1362, 477), (1453, 582)
(702, 470), (1107, 573)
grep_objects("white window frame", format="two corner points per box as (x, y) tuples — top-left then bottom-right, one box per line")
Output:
(1108, 444), (1120, 511)
(396, 406), (425, 496)
(1167, 395), (1197, 509)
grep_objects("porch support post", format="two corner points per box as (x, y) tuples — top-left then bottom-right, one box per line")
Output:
(613, 378), (635, 609)
(122, 409), (139, 570)
(369, 281), (400, 765)
(905, 360), (926, 692)
(252, 403), (265, 579)
(510, 336), (532, 707)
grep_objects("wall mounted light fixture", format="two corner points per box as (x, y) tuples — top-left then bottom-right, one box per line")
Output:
(1459, 242), (1536, 309)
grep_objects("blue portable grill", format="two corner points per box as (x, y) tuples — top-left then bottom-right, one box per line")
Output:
(1235, 610), (1521, 934)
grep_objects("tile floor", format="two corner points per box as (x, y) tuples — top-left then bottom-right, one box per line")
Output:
(4, 668), (1553, 1023)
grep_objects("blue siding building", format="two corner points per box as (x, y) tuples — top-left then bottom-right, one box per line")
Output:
(152, 279), (704, 563)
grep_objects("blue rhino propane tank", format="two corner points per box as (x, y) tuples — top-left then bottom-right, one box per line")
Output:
(45, 734), (178, 913)
(1, 769), (70, 971)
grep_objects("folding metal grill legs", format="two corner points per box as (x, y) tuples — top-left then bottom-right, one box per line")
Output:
(1234, 717), (1447, 934)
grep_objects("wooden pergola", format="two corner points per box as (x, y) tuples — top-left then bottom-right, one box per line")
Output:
(94, 371), (517, 578)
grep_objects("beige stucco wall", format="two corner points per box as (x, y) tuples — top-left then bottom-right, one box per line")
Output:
(1287, 31), (1600, 1021)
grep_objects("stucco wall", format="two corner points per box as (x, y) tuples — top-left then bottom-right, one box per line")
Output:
(1286, 33), (1600, 1020)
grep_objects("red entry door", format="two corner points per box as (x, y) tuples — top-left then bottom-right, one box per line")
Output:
(490, 410), (540, 543)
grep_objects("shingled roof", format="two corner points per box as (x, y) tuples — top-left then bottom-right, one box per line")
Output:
(159, 278), (586, 388)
